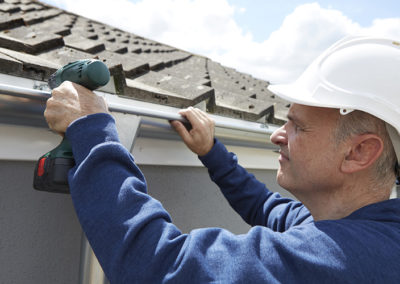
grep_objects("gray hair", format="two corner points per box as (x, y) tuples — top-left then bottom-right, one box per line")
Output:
(334, 110), (397, 187)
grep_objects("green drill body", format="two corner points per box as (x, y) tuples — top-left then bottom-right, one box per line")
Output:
(33, 59), (110, 193)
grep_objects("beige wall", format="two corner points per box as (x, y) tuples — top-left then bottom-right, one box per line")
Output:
(141, 165), (291, 234)
(0, 161), (82, 284)
(0, 161), (289, 283)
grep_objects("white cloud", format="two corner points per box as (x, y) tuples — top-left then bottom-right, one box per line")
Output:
(212, 2), (400, 83)
(42, 0), (400, 83)
(360, 18), (400, 40)
(215, 2), (361, 83)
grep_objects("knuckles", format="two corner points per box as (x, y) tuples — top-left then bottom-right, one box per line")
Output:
(51, 81), (77, 98)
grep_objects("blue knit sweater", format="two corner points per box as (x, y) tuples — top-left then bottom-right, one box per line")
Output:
(66, 113), (400, 283)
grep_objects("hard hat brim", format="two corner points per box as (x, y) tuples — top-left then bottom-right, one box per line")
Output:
(268, 83), (341, 110)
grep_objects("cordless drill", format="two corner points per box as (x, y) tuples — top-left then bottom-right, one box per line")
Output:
(33, 59), (110, 193)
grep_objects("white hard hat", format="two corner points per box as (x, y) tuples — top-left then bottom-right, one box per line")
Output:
(268, 36), (400, 165)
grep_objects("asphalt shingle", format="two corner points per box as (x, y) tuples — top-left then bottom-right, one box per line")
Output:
(0, 25), (64, 54)
(0, 0), (289, 125)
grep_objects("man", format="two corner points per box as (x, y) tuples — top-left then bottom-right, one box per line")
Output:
(44, 36), (400, 283)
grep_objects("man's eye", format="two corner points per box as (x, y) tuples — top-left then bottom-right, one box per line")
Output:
(287, 119), (303, 132)
(293, 124), (303, 132)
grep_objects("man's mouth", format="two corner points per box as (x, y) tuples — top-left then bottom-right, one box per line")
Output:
(279, 150), (289, 161)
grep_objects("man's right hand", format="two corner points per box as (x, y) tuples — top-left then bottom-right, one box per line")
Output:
(44, 81), (109, 135)
(170, 107), (215, 156)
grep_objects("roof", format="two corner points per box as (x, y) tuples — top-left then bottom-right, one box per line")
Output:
(0, 0), (289, 124)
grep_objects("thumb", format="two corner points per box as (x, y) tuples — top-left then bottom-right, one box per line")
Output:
(170, 120), (192, 143)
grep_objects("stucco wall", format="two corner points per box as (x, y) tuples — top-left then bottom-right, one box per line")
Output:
(0, 161), (82, 284)
(141, 165), (291, 234)
(0, 161), (289, 283)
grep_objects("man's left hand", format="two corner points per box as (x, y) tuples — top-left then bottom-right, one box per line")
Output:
(170, 107), (215, 156)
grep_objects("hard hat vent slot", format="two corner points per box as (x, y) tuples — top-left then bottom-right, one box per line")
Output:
(340, 108), (354, 115)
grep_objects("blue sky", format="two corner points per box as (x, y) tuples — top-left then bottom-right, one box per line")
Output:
(42, 0), (400, 83)
(228, 0), (400, 42)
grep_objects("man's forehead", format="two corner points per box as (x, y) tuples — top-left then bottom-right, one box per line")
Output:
(288, 104), (339, 123)
(287, 104), (312, 119)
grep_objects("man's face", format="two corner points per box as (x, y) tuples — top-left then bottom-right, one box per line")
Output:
(270, 104), (344, 198)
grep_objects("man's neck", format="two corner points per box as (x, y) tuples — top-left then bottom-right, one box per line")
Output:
(299, 182), (391, 221)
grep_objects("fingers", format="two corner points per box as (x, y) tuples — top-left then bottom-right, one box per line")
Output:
(171, 107), (215, 156)
(179, 107), (214, 131)
(179, 107), (204, 121)
(178, 107), (214, 132)
(170, 120), (192, 144)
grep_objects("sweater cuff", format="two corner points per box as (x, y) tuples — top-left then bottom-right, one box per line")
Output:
(65, 113), (119, 165)
(199, 138), (237, 171)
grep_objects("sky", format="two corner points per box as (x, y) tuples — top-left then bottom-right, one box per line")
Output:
(41, 0), (400, 83)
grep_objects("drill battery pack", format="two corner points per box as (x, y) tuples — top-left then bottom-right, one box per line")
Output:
(33, 138), (75, 193)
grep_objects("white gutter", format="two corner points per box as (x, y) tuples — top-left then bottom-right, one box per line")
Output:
(0, 82), (276, 135)
(0, 73), (281, 168)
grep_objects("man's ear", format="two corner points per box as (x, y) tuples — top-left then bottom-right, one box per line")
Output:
(341, 134), (384, 174)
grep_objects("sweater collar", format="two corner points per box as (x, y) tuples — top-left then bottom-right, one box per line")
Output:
(344, 198), (400, 222)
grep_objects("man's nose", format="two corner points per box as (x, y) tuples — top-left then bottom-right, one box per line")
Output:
(270, 125), (288, 146)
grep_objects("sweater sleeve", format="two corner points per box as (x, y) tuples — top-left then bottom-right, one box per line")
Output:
(67, 114), (330, 283)
(199, 139), (312, 231)
(65, 114), (400, 284)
